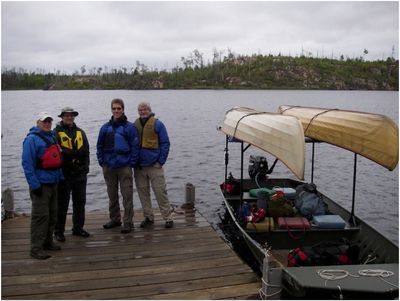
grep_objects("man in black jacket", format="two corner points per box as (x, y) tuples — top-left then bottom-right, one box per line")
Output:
(54, 107), (90, 241)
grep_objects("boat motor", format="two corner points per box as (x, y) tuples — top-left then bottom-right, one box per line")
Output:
(248, 155), (269, 180)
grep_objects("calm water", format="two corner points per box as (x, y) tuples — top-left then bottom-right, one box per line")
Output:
(1, 90), (398, 243)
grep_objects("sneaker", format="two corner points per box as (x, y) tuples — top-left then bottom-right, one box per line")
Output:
(140, 217), (154, 228)
(165, 220), (174, 229)
(43, 242), (62, 251)
(72, 228), (90, 237)
(120, 223), (132, 234)
(103, 220), (122, 229)
(54, 232), (66, 242)
(30, 250), (51, 260)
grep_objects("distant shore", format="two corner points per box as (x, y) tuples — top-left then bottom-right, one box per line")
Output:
(2, 54), (398, 91)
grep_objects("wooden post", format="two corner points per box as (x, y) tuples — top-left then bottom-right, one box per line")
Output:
(181, 183), (195, 209)
(2, 188), (15, 219)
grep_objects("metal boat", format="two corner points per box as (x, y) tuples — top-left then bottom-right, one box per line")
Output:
(219, 106), (399, 299)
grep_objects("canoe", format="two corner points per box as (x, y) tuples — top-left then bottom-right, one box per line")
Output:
(219, 106), (399, 299)
(279, 105), (399, 171)
(221, 106), (305, 180)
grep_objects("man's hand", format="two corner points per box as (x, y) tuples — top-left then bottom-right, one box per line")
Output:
(32, 187), (42, 197)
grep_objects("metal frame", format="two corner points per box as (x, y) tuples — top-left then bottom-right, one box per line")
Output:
(225, 135), (359, 226)
(307, 138), (358, 226)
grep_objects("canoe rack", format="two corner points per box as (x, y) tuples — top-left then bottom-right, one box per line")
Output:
(224, 135), (360, 227)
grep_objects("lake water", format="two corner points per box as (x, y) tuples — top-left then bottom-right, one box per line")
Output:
(1, 90), (398, 244)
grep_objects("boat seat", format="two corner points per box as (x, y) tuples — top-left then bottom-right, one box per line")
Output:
(281, 263), (399, 299)
(242, 192), (257, 200)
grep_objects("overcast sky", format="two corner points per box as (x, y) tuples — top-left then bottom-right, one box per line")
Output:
(2, 1), (399, 74)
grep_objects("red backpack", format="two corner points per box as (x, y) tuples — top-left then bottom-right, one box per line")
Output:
(32, 133), (63, 169)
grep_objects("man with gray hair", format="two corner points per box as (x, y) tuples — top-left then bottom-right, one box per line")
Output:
(134, 102), (174, 228)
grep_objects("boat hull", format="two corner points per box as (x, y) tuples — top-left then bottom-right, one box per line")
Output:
(221, 178), (399, 298)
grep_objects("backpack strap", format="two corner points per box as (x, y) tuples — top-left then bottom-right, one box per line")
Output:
(30, 132), (57, 146)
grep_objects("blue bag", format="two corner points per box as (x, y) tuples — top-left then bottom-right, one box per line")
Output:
(295, 183), (326, 219)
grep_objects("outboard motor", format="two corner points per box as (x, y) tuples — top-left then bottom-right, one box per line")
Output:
(248, 155), (269, 180)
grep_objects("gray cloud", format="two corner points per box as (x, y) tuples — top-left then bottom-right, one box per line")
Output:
(2, 1), (398, 73)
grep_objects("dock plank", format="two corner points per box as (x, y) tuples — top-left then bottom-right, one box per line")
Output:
(2, 209), (260, 299)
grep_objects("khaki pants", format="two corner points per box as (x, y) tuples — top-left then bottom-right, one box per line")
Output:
(103, 166), (133, 225)
(30, 183), (58, 253)
(134, 163), (173, 222)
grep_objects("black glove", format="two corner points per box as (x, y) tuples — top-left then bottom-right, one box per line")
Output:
(32, 187), (42, 197)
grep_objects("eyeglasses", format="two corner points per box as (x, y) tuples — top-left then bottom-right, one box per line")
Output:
(112, 107), (123, 111)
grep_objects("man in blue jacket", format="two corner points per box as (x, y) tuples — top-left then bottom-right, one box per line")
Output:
(97, 98), (139, 233)
(134, 102), (174, 228)
(22, 112), (64, 259)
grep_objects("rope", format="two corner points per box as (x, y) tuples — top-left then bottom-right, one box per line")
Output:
(279, 105), (338, 136)
(363, 254), (377, 264)
(317, 268), (398, 290)
(255, 172), (262, 188)
(259, 277), (282, 299)
(358, 269), (394, 277)
(232, 111), (269, 137)
(279, 105), (300, 114)
(358, 269), (399, 288)
(317, 269), (359, 282)
(303, 109), (338, 136)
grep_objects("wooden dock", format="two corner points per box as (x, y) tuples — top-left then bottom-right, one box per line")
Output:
(2, 209), (261, 299)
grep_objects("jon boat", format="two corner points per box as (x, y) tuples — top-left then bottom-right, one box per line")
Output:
(219, 106), (399, 299)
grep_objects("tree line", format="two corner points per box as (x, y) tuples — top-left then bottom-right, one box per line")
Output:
(2, 49), (398, 90)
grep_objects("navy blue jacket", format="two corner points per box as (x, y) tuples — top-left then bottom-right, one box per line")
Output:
(96, 115), (139, 168)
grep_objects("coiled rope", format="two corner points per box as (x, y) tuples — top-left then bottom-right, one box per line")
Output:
(358, 269), (398, 288)
(317, 269), (359, 282)
(317, 268), (398, 289)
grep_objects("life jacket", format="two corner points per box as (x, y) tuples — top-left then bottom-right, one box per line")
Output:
(57, 130), (84, 150)
(134, 117), (159, 149)
(32, 133), (63, 170)
(287, 241), (359, 267)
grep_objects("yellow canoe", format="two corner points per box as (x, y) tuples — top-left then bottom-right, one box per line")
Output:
(221, 107), (305, 180)
(279, 105), (399, 171)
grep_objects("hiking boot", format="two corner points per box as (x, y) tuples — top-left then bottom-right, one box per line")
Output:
(72, 228), (90, 237)
(30, 250), (51, 260)
(165, 220), (174, 229)
(103, 220), (122, 229)
(44, 242), (62, 251)
(54, 232), (66, 242)
(120, 223), (133, 234)
(140, 217), (154, 228)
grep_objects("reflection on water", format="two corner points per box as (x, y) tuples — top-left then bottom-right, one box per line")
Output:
(1, 90), (398, 243)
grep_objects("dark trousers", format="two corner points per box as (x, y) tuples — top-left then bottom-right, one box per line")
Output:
(30, 184), (58, 252)
(55, 176), (87, 233)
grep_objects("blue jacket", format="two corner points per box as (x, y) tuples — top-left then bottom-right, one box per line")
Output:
(21, 127), (64, 190)
(96, 115), (139, 168)
(134, 113), (170, 167)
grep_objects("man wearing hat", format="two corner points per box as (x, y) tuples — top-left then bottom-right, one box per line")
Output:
(54, 107), (91, 242)
(22, 112), (64, 259)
